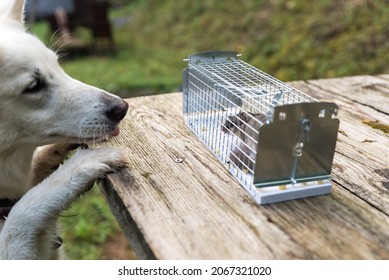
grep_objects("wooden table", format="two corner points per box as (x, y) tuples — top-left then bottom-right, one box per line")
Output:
(97, 75), (389, 259)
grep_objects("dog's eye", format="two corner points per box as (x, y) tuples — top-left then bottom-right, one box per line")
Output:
(23, 78), (47, 94)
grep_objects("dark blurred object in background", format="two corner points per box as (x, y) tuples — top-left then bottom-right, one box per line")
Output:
(25, 0), (74, 19)
(25, 0), (114, 54)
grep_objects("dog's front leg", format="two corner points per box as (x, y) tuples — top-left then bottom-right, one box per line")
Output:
(0, 147), (128, 260)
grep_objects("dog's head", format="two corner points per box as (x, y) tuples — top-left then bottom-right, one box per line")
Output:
(0, 0), (128, 149)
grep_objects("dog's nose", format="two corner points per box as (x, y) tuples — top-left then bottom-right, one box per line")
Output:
(105, 100), (129, 122)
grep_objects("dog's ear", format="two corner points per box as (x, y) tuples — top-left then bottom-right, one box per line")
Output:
(0, 0), (25, 25)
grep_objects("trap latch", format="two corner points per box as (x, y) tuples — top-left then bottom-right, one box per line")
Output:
(290, 117), (312, 184)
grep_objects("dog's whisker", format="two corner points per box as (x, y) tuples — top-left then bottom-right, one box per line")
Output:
(51, 32), (74, 56)
(57, 52), (69, 60)
(106, 84), (114, 93)
(51, 32), (68, 51)
(49, 28), (62, 50)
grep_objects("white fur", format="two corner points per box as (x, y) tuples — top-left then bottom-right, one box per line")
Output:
(0, 0), (129, 259)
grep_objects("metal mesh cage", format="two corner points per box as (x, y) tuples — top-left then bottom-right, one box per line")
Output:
(183, 51), (339, 204)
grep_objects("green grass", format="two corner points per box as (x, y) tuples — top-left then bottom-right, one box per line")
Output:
(33, 0), (389, 96)
(29, 0), (389, 259)
(60, 186), (122, 259)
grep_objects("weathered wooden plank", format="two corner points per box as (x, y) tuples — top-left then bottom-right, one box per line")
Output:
(301, 75), (389, 115)
(376, 74), (389, 82)
(98, 96), (307, 259)
(97, 86), (389, 259)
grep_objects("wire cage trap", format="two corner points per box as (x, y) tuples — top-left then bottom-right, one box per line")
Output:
(182, 51), (340, 204)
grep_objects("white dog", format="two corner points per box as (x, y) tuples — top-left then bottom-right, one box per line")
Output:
(0, 0), (129, 259)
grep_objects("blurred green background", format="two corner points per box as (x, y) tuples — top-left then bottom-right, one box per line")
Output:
(30, 0), (389, 259)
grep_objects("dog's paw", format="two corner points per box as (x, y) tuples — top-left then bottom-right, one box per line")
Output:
(18, 147), (129, 217)
(66, 147), (129, 186)
(7, 148), (129, 228)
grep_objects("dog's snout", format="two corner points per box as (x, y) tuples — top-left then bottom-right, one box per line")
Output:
(105, 100), (129, 122)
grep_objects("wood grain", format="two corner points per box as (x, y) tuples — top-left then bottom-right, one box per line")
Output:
(96, 75), (389, 259)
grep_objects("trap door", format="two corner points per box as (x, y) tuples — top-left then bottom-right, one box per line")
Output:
(254, 102), (339, 188)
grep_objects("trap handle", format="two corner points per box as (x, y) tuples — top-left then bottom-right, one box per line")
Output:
(185, 51), (240, 64)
